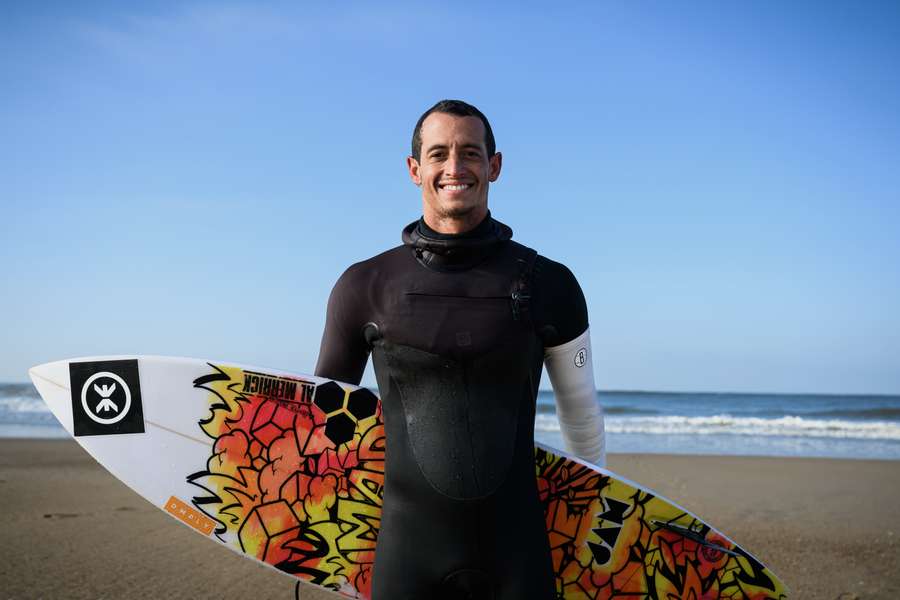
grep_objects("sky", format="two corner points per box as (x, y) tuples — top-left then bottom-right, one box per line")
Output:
(2, 1), (899, 393)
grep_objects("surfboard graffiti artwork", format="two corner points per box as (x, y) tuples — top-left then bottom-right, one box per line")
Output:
(535, 448), (786, 599)
(186, 363), (787, 599)
(187, 364), (385, 597)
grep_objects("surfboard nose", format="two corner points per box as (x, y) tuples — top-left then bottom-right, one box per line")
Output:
(29, 360), (71, 391)
(29, 359), (74, 433)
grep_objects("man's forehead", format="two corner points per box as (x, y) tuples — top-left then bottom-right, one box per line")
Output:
(420, 113), (486, 147)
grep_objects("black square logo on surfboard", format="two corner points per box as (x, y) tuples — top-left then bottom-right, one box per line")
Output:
(69, 359), (145, 437)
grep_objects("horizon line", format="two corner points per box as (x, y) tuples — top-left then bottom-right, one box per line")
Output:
(3, 380), (898, 398)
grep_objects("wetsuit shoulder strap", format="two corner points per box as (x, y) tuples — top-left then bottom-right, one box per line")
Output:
(511, 247), (538, 325)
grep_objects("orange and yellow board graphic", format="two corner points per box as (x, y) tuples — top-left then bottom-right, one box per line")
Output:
(183, 365), (786, 599)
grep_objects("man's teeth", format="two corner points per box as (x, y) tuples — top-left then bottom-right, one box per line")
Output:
(443, 184), (470, 191)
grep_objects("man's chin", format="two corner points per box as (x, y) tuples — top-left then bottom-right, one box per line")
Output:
(440, 205), (477, 219)
(433, 198), (487, 220)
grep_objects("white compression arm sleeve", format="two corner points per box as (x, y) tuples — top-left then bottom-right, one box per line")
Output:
(544, 327), (606, 466)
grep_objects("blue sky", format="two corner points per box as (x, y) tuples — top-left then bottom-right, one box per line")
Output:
(3, 1), (899, 393)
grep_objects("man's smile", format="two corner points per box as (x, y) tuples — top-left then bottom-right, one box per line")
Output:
(439, 183), (472, 191)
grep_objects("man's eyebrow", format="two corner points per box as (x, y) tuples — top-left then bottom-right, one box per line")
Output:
(425, 143), (483, 153)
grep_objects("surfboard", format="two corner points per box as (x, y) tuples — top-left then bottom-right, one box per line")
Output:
(29, 355), (787, 599)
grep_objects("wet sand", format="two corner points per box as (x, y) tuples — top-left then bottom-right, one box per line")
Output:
(1, 439), (898, 599)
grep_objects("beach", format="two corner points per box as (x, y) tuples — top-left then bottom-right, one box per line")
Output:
(1, 440), (897, 599)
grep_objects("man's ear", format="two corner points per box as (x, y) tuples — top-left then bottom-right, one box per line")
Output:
(407, 156), (422, 186)
(488, 151), (502, 182)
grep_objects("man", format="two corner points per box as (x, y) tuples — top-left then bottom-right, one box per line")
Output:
(316, 100), (604, 600)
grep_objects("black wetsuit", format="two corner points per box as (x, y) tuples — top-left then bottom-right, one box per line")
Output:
(315, 214), (588, 600)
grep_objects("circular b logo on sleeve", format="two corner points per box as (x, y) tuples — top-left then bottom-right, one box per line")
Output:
(69, 359), (144, 436)
(574, 348), (587, 368)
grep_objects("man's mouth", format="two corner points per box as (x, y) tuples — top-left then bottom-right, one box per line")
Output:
(439, 183), (471, 191)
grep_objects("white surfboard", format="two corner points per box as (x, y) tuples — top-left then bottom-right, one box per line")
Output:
(30, 355), (787, 599)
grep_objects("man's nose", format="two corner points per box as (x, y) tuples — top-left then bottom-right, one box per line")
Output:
(444, 152), (464, 176)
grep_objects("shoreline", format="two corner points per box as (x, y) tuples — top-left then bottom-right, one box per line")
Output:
(2, 439), (898, 598)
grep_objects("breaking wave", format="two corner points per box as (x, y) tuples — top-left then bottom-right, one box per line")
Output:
(534, 413), (900, 441)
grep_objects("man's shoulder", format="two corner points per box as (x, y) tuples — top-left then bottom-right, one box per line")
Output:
(535, 253), (579, 285)
(515, 242), (588, 345)
(334, 244), (408, 287)
(503, 240), (579, 287)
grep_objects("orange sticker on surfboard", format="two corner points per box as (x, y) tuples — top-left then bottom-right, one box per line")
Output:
(165, 496), (215, 535)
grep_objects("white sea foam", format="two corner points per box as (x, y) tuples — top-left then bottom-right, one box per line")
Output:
(534, 413), (900, 441)
(0, 394), (48, 414)
(6, 386), (900, 443)
(0, 386), (57, 429)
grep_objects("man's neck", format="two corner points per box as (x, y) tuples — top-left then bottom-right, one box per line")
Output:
(422, 207), (489, 235)
(418, 212), (494, 240)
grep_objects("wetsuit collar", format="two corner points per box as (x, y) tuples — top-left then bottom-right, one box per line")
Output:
(402, 211), (513, 271)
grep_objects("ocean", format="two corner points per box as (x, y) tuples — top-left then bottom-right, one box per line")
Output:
(3, 382), (899, 460)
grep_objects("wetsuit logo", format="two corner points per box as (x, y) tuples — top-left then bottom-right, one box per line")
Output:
(574, 348), (587, 368)
(70, 359), (144, 436)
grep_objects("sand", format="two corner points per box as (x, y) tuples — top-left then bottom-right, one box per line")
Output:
(1, 439), (898, 599)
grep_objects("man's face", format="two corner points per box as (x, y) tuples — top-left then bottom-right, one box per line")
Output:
(407, 112), (502, 231)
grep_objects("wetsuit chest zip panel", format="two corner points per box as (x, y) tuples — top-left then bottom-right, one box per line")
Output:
(378, 339), (532, 500)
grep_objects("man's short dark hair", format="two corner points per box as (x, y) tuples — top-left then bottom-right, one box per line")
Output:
(411, 99), (496, 161)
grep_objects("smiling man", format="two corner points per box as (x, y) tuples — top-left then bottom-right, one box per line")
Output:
(315, 99), (604, 600)
(408, 106), (501, 234)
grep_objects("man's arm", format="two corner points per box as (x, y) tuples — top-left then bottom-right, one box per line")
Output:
(315, 267), (370, 385)
(535, 257), (606, 466)
(544, 328), (605, 466)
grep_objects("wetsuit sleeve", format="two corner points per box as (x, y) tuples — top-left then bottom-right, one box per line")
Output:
(532, 258), (588, 348)
(314, 266), (370, 385)
(534, 257), (606, 466)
